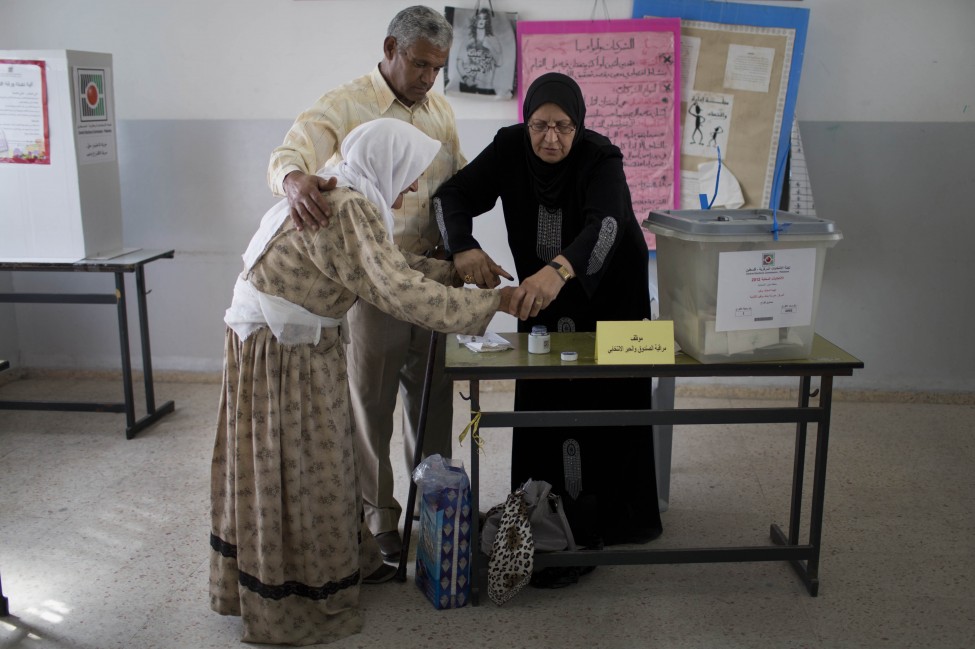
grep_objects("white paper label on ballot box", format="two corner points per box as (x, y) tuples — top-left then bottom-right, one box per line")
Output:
(715, 248), (816, 332)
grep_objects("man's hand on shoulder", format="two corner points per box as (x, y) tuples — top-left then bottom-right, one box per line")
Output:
(283, 171), (337, 231)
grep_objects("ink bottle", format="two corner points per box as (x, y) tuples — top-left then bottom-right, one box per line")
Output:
(528, 325), (551, 354)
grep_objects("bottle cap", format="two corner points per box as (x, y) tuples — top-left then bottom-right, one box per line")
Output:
(561, 351), (578, 361)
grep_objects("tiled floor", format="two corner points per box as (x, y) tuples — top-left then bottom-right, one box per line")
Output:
(1, 376), (973, 648)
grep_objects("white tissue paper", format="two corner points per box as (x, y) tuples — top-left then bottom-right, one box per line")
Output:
(456, 332), (513, 353)
(697, 160), (745, 209)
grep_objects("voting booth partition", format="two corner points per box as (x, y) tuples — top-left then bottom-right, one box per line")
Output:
(0, 50), (125, 261)
(0, 51), (177, 440)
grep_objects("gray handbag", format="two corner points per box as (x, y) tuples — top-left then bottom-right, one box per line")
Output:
(482, 479), (578, 604)
(483, 478), (577, 554)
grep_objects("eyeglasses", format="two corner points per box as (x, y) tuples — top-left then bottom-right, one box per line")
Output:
(527, 120), (576, 135)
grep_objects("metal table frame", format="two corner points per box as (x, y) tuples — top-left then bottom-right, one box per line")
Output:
(0, 249), (176, 439)
(398, 332), (862, 603)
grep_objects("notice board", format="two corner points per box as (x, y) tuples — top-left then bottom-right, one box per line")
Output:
(633, 0), (809, 211)
(517, 19), (682, 249)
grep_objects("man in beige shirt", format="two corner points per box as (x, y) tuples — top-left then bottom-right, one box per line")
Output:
(268, 5), (465, 563)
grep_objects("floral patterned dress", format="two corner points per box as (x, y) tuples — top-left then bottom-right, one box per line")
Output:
(210, 188), (499, 645)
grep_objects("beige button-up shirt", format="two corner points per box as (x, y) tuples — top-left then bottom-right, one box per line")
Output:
(268, 66), (465, 255)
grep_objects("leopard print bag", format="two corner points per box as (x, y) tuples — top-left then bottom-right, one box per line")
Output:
(486, 490), (534, 606)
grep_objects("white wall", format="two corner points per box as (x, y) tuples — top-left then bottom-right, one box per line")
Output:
(1, 0), (973, 393)
(797, 0), (975, 123)
(14, 0), (970, 123)
(1, 0), (640, 121)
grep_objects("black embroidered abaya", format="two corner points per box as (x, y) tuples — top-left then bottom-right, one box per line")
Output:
(435, 73), (663, 546)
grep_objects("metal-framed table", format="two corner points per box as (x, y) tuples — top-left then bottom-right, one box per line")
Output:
(0, 249), (176, 439)
(398, 332), (862, 603)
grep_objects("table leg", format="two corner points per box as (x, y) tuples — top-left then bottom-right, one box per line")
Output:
(788, 375), (812, 543)
(1, 571), (8, 616)
(469, 380), (483, 606)
(805, 374), (834, 591)
(771, 374), (830, 596)
(396, 331), (440, 582)
(124, 268), (176, 439)
(114, 272), (137, 433)
(135, 267), (157, 412)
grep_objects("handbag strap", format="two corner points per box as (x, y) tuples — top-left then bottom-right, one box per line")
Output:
(519, 478), (551, 511)
(473, 0), (495, 16)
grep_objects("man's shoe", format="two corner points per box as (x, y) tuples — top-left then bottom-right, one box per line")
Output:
(362, 563), (397, 585)
(375, 531), (402, 563)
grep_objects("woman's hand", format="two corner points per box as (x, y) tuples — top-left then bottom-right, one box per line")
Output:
(517, 261), (570, 313)
(498, 285), (545, 320)
(454, 249), (513, 288)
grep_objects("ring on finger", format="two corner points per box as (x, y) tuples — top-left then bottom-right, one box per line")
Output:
(463, 274), (474, 284)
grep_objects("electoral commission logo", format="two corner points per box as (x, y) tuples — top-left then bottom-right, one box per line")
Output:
(78, 68), (107, 121)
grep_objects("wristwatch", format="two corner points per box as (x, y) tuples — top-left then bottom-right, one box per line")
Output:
(547, 261), (573, 282)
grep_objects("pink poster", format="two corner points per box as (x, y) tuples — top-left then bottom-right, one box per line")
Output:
(518, 19), (681, 249)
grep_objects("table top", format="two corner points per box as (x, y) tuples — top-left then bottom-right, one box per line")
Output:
(444, 333), (863, 380)
(0, 249), (175, 272)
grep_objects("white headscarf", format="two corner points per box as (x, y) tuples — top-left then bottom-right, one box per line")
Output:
(243, 119), (442, 268)
(230, 119), (442, 344)
(319, 118), (443, 236)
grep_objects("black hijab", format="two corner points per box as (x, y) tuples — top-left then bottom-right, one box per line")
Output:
(522, 73), (587, 207)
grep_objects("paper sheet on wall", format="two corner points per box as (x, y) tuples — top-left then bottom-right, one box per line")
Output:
(788, 116), (816, 216)
(724, 44), (775, 93)
(679, 35), (700, 102)
(683, 91), (732, 158)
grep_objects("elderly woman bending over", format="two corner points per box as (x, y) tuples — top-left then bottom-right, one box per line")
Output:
(210, 119), (529, 645)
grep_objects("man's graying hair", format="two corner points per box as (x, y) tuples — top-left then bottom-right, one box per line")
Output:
(387, 5), (453, 51)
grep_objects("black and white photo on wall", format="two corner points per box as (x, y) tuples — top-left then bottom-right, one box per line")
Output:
(444, 1), (517, 100)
